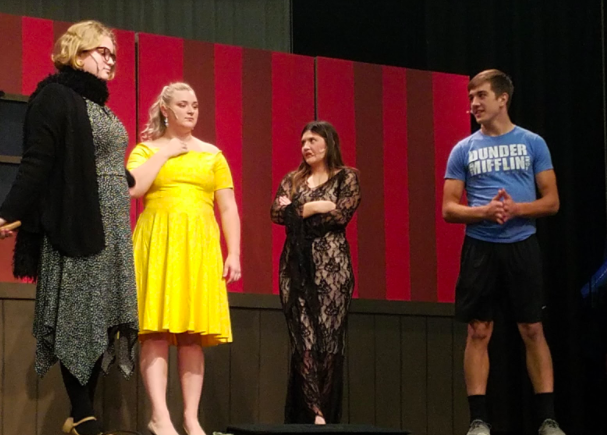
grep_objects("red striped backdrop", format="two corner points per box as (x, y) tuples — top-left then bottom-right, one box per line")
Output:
(0, 13), (468, 302)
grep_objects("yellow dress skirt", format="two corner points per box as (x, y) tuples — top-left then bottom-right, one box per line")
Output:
(127, 143), (233, 346)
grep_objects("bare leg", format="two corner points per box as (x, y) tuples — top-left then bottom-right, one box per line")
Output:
(517, 322), (554, 393)
(140, 333), (179, 435)
(177, 333), (206, 435)
(464, 320), (494, 395)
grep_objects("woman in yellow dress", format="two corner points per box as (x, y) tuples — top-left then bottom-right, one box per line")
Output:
(127, 82), (241, 435)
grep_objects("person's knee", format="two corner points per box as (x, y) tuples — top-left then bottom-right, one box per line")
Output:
(518, 322), (545, 342)
(467, 321), (493, 342)
(140, 332), (170, 346)
(176, 333), (201, 348)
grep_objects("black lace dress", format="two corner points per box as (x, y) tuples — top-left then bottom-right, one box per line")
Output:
(271, 168), (361, 424)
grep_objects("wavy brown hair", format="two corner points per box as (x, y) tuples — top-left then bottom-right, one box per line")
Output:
(290, 120), (347, 197)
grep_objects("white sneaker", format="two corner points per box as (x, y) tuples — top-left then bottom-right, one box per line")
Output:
(538, 419), (566, 435)
(466, 419), (491, 435)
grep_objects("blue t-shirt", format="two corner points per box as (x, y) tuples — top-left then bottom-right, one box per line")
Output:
(445, 126), (553, 243)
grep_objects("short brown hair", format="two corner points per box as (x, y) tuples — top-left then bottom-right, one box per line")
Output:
(468, 69), (514, 108)
(52, 20), (117, 79)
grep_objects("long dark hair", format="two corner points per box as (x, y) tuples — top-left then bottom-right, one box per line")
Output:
(290, 120), (346, 196)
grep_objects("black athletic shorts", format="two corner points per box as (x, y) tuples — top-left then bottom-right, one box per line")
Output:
(454, 234), (544, 324)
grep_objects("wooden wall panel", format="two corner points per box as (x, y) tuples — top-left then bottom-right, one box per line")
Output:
(37, 365), (70, 435)
(427, 317), (454, 435)
(342, 349), (350, 423)
(201, 343), (231, 432)
(375, 315), (402, 429)
(347, 314), (376, 424)
(258, 310), (289, 424)
(102, 359), (139, 433)
(136, 369), (150, 435)
(452, 320), (469, 434)
(229, 309), (260, 423)
(0, 302), (3, 435)
(401, 316), (428, 435)
(0, 291), (468, 435)
(2, 300), (36, 435)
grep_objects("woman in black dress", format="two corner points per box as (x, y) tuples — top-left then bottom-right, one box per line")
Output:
(271, 121), (361, 424)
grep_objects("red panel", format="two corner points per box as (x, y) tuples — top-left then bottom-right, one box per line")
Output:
(137, 33), (184, 142)
(433, 72), (469, 303)
(354, 62), (386, 299)
(383, 66), (410, 301)
(107, 29), (136, 155)
(53, 21), (71, 42)
(0, 238), (18, 283)
(316, 57), (359, 298)
(183, 40), (224, 283)
(183, 40), (216, 144)
(21, 17), (54, 96)
(407, 69), (437, 302)
(242, 49), (273, 294)
(271, 52), (315, 295)
(0, 14), (22, 94)
(214, 44), (243, 293)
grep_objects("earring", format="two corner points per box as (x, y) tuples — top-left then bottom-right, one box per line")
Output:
(164, 117), (168, 127)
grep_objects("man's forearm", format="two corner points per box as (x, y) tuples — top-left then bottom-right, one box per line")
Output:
(443, 202), (488, 224)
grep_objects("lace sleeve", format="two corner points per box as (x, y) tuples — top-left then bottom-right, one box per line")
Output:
(271, 173), (299, 225)
(305, 169), (361, 232)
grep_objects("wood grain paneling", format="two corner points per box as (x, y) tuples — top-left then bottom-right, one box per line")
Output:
(348, 314), (376, 424)
(2, 300), (37, 435)
(0, 293), (467, 435)
(229, 309), (260, 424)
(401, 316), (428, 435)
(375, 315), (402, 429)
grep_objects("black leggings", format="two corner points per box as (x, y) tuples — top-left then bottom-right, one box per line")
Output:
(60, 358), (102, 420)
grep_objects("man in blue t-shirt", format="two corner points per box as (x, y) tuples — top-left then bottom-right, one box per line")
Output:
(443, 70), (563, 435)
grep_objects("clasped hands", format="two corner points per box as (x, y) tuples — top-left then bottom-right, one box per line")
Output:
(485, 189), (520, 224)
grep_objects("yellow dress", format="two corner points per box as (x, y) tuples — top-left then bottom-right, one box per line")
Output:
(127, 143), (233, 346)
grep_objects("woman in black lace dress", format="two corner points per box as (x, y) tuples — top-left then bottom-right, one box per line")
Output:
(271, 121), (361, 424)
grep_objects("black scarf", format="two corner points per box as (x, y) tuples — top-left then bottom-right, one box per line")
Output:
(31, 66), (110, 105)
(4, 67), (122, 280)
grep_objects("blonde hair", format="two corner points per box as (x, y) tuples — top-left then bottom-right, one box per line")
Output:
(52, 20), (117, 79)
(140, 82), (196, 141)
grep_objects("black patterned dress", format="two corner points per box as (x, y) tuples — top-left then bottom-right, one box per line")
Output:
(271, 168), (361, 424)
(33, 98), (139, 385)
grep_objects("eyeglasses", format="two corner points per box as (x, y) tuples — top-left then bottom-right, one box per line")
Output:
(89, 46), (116, 63)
